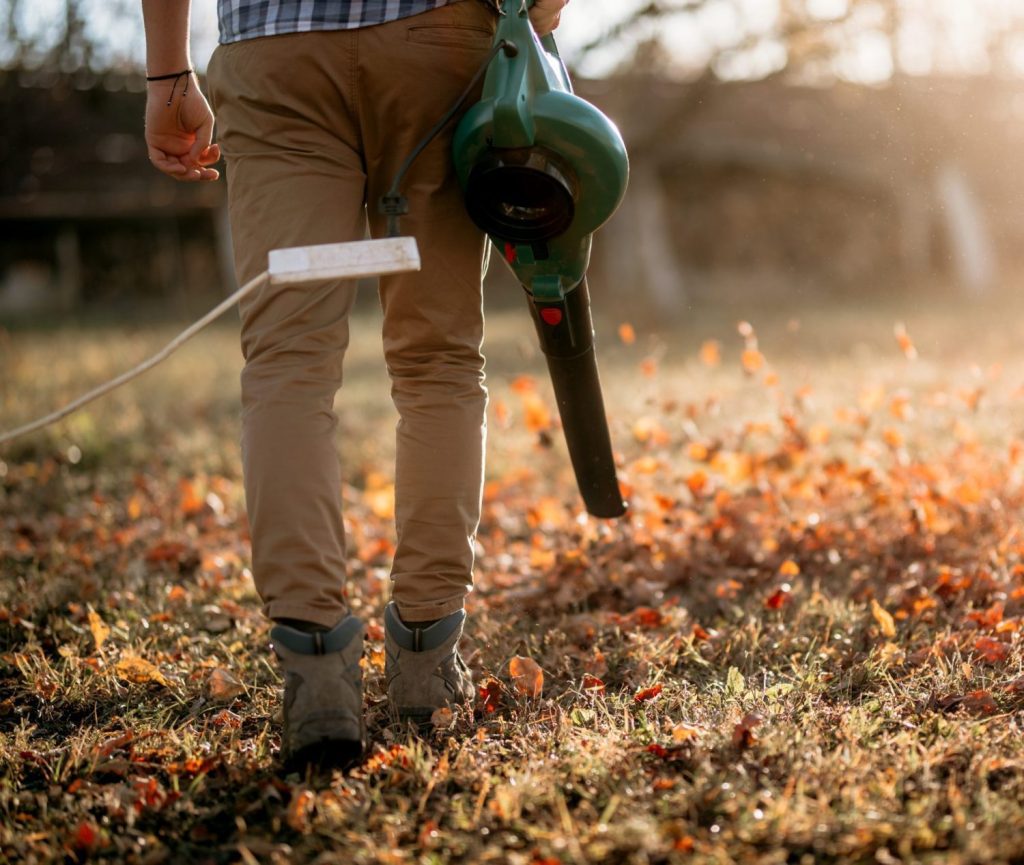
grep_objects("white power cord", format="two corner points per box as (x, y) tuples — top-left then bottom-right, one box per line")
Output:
(0, 271), (269, 447)
(0, 238), (421, 448)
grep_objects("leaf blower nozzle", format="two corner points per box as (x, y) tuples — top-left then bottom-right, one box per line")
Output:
(453, 0), (630, 517)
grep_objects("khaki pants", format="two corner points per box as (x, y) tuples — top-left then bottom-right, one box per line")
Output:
(206, 1), (496, 628)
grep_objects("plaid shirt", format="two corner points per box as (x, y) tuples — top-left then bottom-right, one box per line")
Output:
(218, 0), (453, 43)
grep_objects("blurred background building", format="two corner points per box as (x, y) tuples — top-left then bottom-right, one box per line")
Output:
(2, 0), (1023, 320)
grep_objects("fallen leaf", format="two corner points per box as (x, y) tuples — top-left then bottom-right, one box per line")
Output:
(581, 674), (605, 693)
(87, 608), (110, 652)
(479, 678), (502, 714)
(286, 789), (315, 833)
(431, 707), (454, 729)
(963, 690), (998, 716)
(509, 655), (544, 698)
(974, 636), (1009, 664)
(871, 599), (897, 638)
(207, 667), (245, 700)
(114, 656), (169, 687)
(634, 684), (663, 703)
(618, 322), (636, 345)
(732, 712), (763, 749)
(671, 723), (700, 742)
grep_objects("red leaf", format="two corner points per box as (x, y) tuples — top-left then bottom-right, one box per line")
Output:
(581, 675), (605, 693)
(634, 684), (663, 703)
(72, 821), (100, 851)
(479, 678), (502, 714)
(764, 587), (792, 610)
(974, 636), (1009, 664)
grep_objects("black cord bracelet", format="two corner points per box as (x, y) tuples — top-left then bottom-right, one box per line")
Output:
(145, 68), (193, 106)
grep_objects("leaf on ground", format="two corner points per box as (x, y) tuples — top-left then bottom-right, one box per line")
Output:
(431, 707), (454, 730)
(733, 712), (763, 750)
(974, 636), (1009, 664)
(479, 677), (502, 714)
(618, 322), (636, 345)
(634, 684), (663, 703)
(509, 655), (544, 698)
(871, 598), (897, 638)
(286, 789), (315, 834)
(114, 656), (169, 687)
(207, 667), (245, 700)
(87, 608), (110, 652)
(963, 690), (999, 716)
(671, 723), (701, 742)
(581, 674), (605, 693)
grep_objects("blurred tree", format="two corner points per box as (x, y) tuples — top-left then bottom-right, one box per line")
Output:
(578, 0), (1024, 82)
(0, 0), (145, 71)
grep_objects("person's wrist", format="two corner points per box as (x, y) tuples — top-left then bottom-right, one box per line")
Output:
(145, 66), (194, 82)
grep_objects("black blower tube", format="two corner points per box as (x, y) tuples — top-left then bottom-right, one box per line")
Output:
(526, 278), (627, 518)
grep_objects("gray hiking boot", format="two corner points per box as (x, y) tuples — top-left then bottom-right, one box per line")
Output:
(270, 615), (365, 769)
(384, 602), (475, 722)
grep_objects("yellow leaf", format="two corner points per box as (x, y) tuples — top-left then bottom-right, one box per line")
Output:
(870, 599), (897, 638)
(114, 656), (169, 687)
(509, 655), (544, 698)
(88, 609), (110, 653)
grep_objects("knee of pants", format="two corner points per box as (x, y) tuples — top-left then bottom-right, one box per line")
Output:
(240, 344), (347, 412)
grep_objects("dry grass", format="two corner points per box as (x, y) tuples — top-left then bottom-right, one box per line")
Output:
(2, 290), (1024, 864)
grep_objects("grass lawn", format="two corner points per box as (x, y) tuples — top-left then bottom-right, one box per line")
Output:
(2, 288), (1024, 864)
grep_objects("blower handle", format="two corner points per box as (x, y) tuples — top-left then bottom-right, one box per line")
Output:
(527, 279), (627, 518)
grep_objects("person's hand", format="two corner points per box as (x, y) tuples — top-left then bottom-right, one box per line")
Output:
(144, 72), (221, 182)
(529, 0), (568, 36)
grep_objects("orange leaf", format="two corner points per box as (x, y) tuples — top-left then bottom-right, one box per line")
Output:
(431, 707), (454, 729)
(640, 357), (658, 378)
(618, 322), (636, 345)
(509, 655), (544, 698)
(634, 684), (663, 703)
(779, 559), (800, 577)
(286, 789), (315, 833)
(699, 340), (721, 367)
(88, 609), (110, 653)
(520, 392), (552, 433)
(871, 599), (897, 638)
(894, 322), (918, 360)
(741, 348), (765, 374)
(671, 723), (701, 742)
(975, 636), (1009, 664)
(178, 478), (204, 517)
(581, 674), (605, 693)
(510, 375), (537, 395)
(211, 709), (242, 729)
(114, 656), (169, 687)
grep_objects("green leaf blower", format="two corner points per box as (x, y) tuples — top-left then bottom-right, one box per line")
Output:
(452, 0), (630, 518)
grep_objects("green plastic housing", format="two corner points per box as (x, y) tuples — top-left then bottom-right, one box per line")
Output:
(452, 4), (629, 296)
